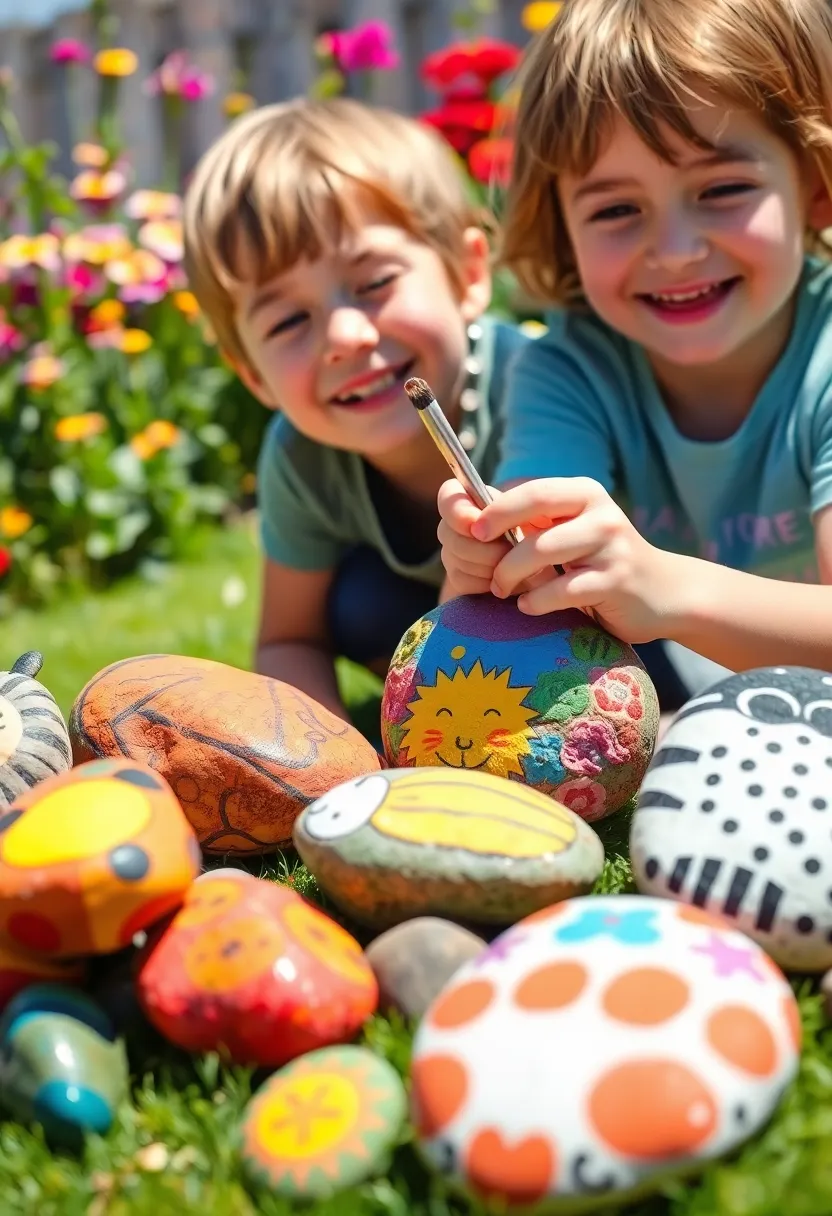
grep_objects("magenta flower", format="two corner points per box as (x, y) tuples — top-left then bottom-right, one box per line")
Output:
(143, 50), (214, 101)
(50, 38), (91, 65)
(328, 21), (399, 72)
(0, 315), (24, 364)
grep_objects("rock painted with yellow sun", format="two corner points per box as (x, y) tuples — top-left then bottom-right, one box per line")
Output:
(241, 1044), (407, 1199)
(293, 768), (605, 928)
(382, 596), (659, 823)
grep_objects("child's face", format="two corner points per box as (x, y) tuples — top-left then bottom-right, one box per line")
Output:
(231, 219), (490, 458)
(558, 98), (820, 373)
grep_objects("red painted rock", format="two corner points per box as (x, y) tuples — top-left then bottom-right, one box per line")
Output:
(0, 758), (201, 958)
(69, 654), (381, 855)
(135, 870), (378, 1067)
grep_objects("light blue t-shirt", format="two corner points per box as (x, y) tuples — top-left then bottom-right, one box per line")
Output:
(497, 258), (832, 584)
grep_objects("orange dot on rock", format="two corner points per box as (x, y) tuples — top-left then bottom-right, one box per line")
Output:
(514, 961), (587, 1011)
(603, 967), (689, 1026)
(589, 1059), (717, 1159)
(707, 1005), (778, 1077)
(465, 1127), (556, 1205)
(411, 1054), (468, 1138)
(430, 977), (495, 1030)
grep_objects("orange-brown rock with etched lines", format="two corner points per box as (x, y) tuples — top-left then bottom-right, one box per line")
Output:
(69, 654), (381, 855)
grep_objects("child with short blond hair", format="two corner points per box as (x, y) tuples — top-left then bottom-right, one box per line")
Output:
(184, 97), (527, 719)
(438, 0), (832, 705)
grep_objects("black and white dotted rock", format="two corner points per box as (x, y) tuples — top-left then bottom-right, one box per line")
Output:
(630, 666), (832, 972)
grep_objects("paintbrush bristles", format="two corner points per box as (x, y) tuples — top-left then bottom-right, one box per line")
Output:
(404, 376), (436, 411)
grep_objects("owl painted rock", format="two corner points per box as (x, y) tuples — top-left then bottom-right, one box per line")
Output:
(293, 768), (605, 928)
(0, 651), (71, 809)
(0, 757), (201, 958)
(631, 666), (832, 972)
(381, 597), (658, 822)
(0, 983), (128, 1149)
(135, 870), (378, 1068)
(69, 653), (381, 854)
(411, 895), (800, 1212)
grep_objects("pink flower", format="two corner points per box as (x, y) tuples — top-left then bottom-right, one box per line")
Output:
(144, 50), (214, 101)
(561, 719), (630, 776)
(554, 777), (608, 823)
(328, 21), (399, 72)
(381, 661), (420, 725)
(592, 668), (645, 721)
(0, 315), (24, 363)
(50, 39), (91, 65)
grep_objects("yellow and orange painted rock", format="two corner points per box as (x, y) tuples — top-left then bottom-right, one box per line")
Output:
(135, 869), (378, 1068)
(0, 757), (200, 958)
(69, 654), (382, 854)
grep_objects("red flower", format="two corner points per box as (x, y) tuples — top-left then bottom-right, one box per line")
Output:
(0, 547), (11, 578)
(421, 38), (522, 90)
(422, 99), (499, 155)
(468, 136), (514, 186)
(592, 669), (644, 721)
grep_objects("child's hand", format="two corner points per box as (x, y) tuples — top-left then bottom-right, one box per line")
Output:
(436, 478), (512, 596)
(473, 477), (684, 644)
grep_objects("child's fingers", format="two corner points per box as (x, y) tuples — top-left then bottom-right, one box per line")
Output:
(490, 515), (601, 598)
(437, 478), (490, 535)
(472, 477), (604, 542)
(517, 568), (605, 616)
(447, 571), (494, 597)
(437, 519), (509, 570)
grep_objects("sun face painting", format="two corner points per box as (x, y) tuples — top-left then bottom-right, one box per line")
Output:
(400, 661), (536, 778)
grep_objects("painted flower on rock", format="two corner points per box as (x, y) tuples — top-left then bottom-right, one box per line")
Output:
(591, 668), (645, 721)
(553, 776), (606, 823)
(561, 719), (630, 776)
(555, 905), (661, 946)
(521, 731), (565, 786)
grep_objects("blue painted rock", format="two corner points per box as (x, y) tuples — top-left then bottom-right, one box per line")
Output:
(0, 757), (201, 958)
(381, 597), (658, 822)
(0, 652), (71, 809)
(0, 983), (128, 1148)
(631, 666), (832, 972)
(241, 1045), (407, 1198)
(69, 653), (381, 854)
(293, 768), (605, 928)
(411, 895), (801, 1212)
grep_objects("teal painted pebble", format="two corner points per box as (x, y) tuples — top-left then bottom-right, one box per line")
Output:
(241, 1044), (407, 1199)
(0, 983), (128, 1148)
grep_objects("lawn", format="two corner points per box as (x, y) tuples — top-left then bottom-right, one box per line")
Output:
(1, 520), (832, 1216)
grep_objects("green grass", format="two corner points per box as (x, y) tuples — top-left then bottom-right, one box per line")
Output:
(2, 523), (832, 1216)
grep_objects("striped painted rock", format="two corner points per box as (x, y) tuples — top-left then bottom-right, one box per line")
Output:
(0, 653), (71, 809)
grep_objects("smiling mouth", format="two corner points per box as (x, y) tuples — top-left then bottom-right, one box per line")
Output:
(330, 358), (416, 406)
(637, 277), (741, 312)
(436, 751), (492, 770)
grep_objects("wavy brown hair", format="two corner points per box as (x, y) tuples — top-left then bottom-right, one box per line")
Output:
(500, 0), (832, 307)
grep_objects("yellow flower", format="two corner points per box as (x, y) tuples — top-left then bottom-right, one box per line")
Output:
(521, 1), (562, 31)
(145, 420), (180, 449)
(0, 505), (33, 539)
(72, 142), (109, 168)
(94, 48), (138, 77)
(172, 290), (200, 319)
(129, 432), (156, 461)
(223, 91), (255, 118)
(54, 412), (108, 442)
(124, 190), (182, 221)
(138, 219), (183, 263)
(105, 248), (165, 286)
(118, 329), (153, 355)
(70, 169), (126, 206)
(22, 354), (65, 390)
(89, 298), (125, 328)
(64, 226), (132, 266)
(0, 233), (61, 272)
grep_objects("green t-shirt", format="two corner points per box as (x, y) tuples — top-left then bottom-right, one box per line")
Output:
(257, 317), (529, 587)
(497, 258), (832, 583)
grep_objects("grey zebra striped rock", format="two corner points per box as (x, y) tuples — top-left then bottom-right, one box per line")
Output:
(631, 666), (832, 972)
(0, 653), (71, 808)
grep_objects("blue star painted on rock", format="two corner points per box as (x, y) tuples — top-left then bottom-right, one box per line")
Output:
(555, 906), (661, 946)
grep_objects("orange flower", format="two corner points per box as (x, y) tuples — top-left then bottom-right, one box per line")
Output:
(521, 1), (562, 31)
(118, 329), (153, 355)
(130, 419), (181, 459)
(94, 48), (138, 77)
(21, 354), (65, 390)
(0, 505), (33, 539)
(223, 91), (255, 117)
(172, 290), (200, 319)
(72, 142), (109, 168)
(89, 299), (126, 328)
(55, 412), (108, 442)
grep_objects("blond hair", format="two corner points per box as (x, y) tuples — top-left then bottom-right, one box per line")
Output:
(183, 97), (483, 366)
(501, 0), (832, 306)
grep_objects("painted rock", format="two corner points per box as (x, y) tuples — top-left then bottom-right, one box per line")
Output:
(0, 940), (86, 1011)
(411, 895), (801, 1212)
(631, 666), (832, 972)
(293, 768), (605, 928)
(135, 870), (378, 1067)
(0, 757), (201, 958)
(366, 918), (487, 1020)
(381, 597), (658, 822)
(0, 651), (71, 809)
(69, 653), (381, 854)
(241, 1045), (407, 1198)
(822, 969), (832, 1021)
(0, 983), (128, 1148)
